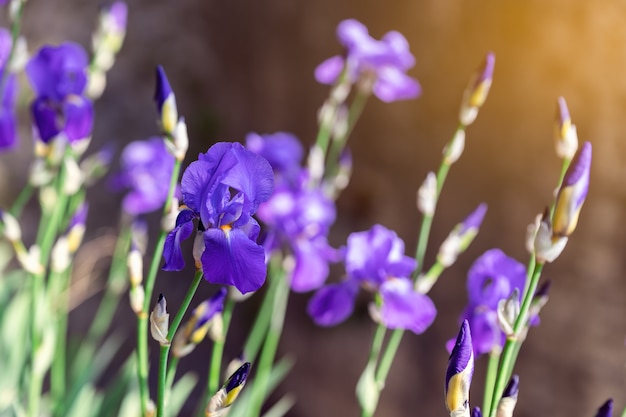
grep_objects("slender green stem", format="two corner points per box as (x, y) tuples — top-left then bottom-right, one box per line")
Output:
(137, 159), (181, 415)
(28, 156), (70, 417)
(620, 405), (626, 417)
(373, 329), (403, 393)
(324, 89), (369, 180)
(156, 270), (203, 417)
(50, 268), (72, 412)
(488, 263), (544, 417)
(482, 349), (501, 417)
(207, 297), (235, 396)
(367, 325), (386, 366)
(244, 280), (277, 362)
(164, 356), (179, 406)
(247, 266), (289, 417)
(9, 184), (33, 218)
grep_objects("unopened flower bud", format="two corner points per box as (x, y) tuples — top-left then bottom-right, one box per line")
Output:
(168, 117), (189, 161)
(331, 105), (349, 140)
(307, 145), (325, 184)
(533, 209), (568, 264)
(63, 156), (83, 195)
(459, 52), (495, 126)
(445, 320), (474, 417)
(552, 141), (591, 238)
(417, 172), (437, 216)
(529, 280), (551, 319)
(80, 146), (114, 186)
(525, 213), (542, 254)
(206, 362), (251, 417)
(66, 203), (88, 253)
(172, 288), (226, 358)
(51, 236), (71, 273)
(437, 204), (487, 268)
(154, 66), (178, 137)
(332, 149), (352, 197)
(17, 244), (44, 274)
(496, 375), (519, 417)
(554, 97), (578, 160)
(127, 243), (143, 287)
(150, 294), (169, 345)
(129, 285), (145, 315)
(131, 220), (149, 255)
(1, 210), (22, 243)
(225, 353), (246, 381)
(444, 129), (466, 165)
(161, 197), (179, 232)
(594, 399), (614, 417)
(497, 289), (520, 338)
(29, 158), (54, 187)
(472, 408), (483, 417)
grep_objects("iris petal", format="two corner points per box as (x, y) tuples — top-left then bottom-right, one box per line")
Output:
(63, 95), (94, 142)
(162, 210), (196, 271)
(307, 279), (359, 326)
(378, 278), (436, 334)
(201, 228), (266, 294)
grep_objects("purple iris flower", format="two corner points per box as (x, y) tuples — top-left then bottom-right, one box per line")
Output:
(0, 28), (17, 150)
(248, 132), (340, 292)
(315, 19), (421, 102)
(163, 142), (274, 294)
(450, 249), (527, 356)
(26, 42), (93, 143)
(308, 224), (437, 334)
(110, 137), (175, 216)
(245, 132), (303, 183)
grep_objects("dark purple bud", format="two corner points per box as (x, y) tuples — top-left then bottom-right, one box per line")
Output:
(594, 399), (613, 417)
(502, 375), (519, 399)
(472, 407), (482, 417)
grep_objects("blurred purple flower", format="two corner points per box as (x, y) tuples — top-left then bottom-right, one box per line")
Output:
(249, 132), (341, 292)
(308, 224), (436, 333)
(449, 249), (528, 356)
(0, 28), (18, 150)
(26, 42), (93, 143)
(110, 137), (175, 216)
(315, 19), (421, 102)
(163, 142), (274, 294)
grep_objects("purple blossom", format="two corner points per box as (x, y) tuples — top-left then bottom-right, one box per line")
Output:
(315, 19), (421, 102)
(308, 224), (436, 334)
(249, 132), (340, 292)
(0, 28), (17, 150)
(451, 249), (527, 356)
(26, 42), (93, 143)
(110, 137), (175, 216)
(445, 320), (474, 416)
(163, 142), (274, 294)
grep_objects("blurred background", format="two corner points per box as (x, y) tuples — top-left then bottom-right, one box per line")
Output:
(1, 0), (625, 416)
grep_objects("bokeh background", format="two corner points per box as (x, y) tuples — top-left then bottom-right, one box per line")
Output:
(1, 0), (625, 416)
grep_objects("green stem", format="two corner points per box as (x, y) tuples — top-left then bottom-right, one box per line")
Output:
(9, 184), (33, 218)
(482, 349), (501, 417)
(243, 279), (278, 362)
(247, 266), (289, 417)
(207, 297), (235, 396)
(28, 157), (70, 417)
(137, 159), (181, 415)
(324, 89), (369, 180)
(164, 355), (180, 407)
(50, 268), (72, 412)
(620, 405), (626, 417)
(488, 263), (544, 417)
(156, 270), (203, 417)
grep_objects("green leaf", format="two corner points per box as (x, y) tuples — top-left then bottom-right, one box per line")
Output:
(168, 372), (198, 417)
(261, 394), (295, 417)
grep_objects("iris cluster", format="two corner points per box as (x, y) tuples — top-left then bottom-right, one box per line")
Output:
(249, 132), (341, 292)
(0, 28), (18, 150)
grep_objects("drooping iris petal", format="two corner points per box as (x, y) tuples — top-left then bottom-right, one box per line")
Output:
(291, 239), (331, 293)
(63, 95), (94, 141)
(163, 210), (196, 271)
(31, 98), (61, 143)
(378, 278), (436, 334)
(314, 55), (345, 85)
(0, 107), (16, 150)
(201, 227), (267, 294)
(307, 279), (359, 326)
(373, 66), (421, 103)
(466, 249), (526, 309)
(445, 320), (474, 416)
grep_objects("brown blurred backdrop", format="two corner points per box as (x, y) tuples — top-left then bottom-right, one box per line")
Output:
(1, 0), (625, 416)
